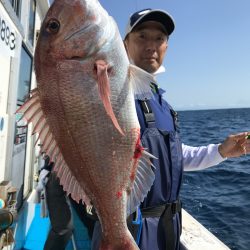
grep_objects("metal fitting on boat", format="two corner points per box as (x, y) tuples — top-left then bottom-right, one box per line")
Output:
(0, 209), (13, 231)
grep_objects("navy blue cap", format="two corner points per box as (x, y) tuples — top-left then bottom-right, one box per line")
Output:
(125, 8), (175, 39)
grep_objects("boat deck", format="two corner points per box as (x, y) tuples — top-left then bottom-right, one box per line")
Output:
(7, 202), (230, 250)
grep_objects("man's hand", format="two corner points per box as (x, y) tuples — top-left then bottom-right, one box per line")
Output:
(218, 132), (250, 158)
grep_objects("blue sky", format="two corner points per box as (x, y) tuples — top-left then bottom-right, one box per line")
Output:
(50, 0), (250, 110)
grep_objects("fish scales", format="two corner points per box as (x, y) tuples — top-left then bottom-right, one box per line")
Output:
(17, 0), (156, 249)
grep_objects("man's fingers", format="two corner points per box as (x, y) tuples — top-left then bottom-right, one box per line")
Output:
(241, 145), (247, 155)
(232, 132), (249, 140)
(232, 132), (250, 145)
(243, 140), (250, 151)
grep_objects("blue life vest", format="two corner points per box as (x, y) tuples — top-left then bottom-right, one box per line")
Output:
(134, 85), (183, 250)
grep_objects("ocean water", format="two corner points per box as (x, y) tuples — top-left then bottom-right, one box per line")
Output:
(178, 108), (250, 250)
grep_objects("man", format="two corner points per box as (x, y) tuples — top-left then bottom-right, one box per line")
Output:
(43, 171), (73, 250)
(91, 8), (250, 250)
(41, 156), (95, 250)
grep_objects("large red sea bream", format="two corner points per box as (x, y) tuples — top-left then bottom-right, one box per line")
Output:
(17, 0), (156, 249)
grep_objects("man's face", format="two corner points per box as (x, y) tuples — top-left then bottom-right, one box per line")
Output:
(125, 21), (168, 73)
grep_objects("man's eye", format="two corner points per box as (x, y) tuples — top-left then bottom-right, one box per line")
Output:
(157, 36), (165, 41)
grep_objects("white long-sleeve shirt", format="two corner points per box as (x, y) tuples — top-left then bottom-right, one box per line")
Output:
(182, 144), (226, 171)
(154, 71), (226, 172)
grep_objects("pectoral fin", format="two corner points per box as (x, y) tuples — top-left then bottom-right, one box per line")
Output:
(127, 135), (156, 215)
(95, 60), (124, 136)
(129, 64), (155, 100)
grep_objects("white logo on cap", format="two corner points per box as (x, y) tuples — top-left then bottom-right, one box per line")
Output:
(138, 10), (151, 16)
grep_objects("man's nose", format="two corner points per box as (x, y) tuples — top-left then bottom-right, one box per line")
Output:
(145, 39), (157, 52)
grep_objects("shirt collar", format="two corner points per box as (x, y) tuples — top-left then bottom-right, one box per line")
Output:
(129, 60), (166, 94)
(152, 66), (166, 95)
(153, 65), (166, 76)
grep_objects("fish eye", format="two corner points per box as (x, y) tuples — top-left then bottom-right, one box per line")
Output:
(46, 19), (60, 34)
